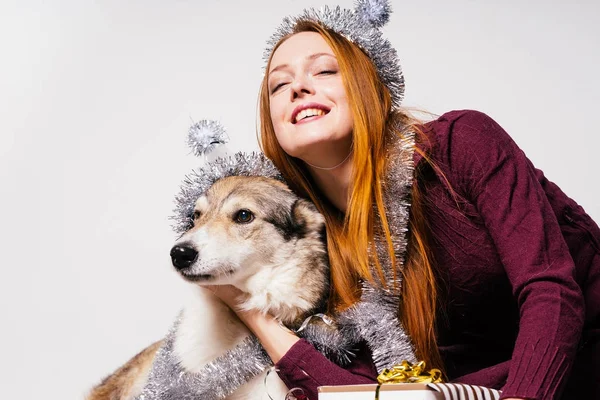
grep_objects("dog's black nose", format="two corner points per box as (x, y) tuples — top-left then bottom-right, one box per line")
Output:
(170, 245), (198, 270)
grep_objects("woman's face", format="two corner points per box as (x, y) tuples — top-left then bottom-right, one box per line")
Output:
(267, 32), (353, 163)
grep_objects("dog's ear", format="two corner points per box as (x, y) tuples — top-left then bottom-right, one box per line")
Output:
(291, 199), (326, 238)
(266, 198), (326, 241)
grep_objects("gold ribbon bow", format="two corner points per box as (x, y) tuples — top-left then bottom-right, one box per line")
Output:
(377, 360), (443, 384)
(374, 361), (443, 399)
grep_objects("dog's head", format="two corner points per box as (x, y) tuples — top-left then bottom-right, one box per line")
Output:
(170, 175), (328, 320)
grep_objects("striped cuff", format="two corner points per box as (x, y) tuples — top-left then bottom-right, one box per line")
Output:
(428, 383), (501, 400)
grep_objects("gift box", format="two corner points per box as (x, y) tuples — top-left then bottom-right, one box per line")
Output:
(318, 383), (501, 400)
(318, 383), (442, 400)
(319, 362), (501, 399)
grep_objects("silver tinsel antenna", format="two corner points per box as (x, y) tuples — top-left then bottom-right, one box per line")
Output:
(187, 120), (230, 162)
(355, 0), (391, 28)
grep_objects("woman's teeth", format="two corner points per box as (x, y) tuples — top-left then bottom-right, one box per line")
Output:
(295, 108), (326, 123)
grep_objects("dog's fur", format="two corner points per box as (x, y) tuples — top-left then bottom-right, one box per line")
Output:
(87, 176), (329, 400)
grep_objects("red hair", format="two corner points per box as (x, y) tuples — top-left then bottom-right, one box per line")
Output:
(258, 21), (443, 371)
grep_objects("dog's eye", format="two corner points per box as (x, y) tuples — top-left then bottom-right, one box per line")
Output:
(235, 209), (254, 224)
(193, 211), (201, 221)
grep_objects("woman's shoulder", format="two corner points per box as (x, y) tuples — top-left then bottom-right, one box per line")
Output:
(422, 109), (512, 149)
(410, 109), (528, 199)
(416, 109), (518, 168)
(429, 109), (495, 127)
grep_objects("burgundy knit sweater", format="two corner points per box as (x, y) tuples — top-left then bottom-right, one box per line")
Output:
(275, 110), (600, 400)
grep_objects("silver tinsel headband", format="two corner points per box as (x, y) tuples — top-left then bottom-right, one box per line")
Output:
(264, 0), (404, 108)
(171, 151), (284, 234)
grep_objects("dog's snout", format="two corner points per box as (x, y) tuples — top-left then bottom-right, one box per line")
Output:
(170, 244), (199, 270)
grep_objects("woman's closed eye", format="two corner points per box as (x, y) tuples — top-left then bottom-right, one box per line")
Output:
(318, 70), (337, 75)
(270, 81), (288, 94)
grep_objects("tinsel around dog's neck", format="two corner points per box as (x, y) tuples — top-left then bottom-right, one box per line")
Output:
(136, 127), (417, 400)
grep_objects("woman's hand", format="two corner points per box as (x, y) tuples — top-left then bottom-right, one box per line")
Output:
(207, 284), (300, 363)
(208, 284), (245, 310)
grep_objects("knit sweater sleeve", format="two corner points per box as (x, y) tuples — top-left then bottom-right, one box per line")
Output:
(430, 110), (584, 399)
(274, 339), (378, 399)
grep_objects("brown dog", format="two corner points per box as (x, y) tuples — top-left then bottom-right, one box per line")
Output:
(88, 176), (329, 400)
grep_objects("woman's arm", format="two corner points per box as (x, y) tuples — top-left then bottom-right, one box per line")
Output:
(432, 110), (585, 399)
(210, 285), (301, 363)
(209, 285), (377, 398)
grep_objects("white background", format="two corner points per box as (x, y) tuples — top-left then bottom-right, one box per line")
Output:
(1, 0), (598, 399)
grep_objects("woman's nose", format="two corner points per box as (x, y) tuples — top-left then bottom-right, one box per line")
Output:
(290, 75), (314, 100)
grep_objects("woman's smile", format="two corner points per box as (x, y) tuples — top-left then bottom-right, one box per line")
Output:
(291, 103), (330, 124)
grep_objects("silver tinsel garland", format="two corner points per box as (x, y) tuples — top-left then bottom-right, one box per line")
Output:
(137, 124), (417, 399)
(263, 0), (404, 109)
(136, 314), (272, 400)
(340, 129), (418, 372)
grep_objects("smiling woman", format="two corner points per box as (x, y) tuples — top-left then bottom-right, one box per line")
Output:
(208, 1), (600, 400)
(4, 1), (600, 399)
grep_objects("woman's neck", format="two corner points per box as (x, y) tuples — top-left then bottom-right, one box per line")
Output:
(306, 156), (353, 213)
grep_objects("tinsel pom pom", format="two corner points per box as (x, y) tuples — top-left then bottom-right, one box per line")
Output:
(355, 0), (391, 28)
(187, 120), (229, 157)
